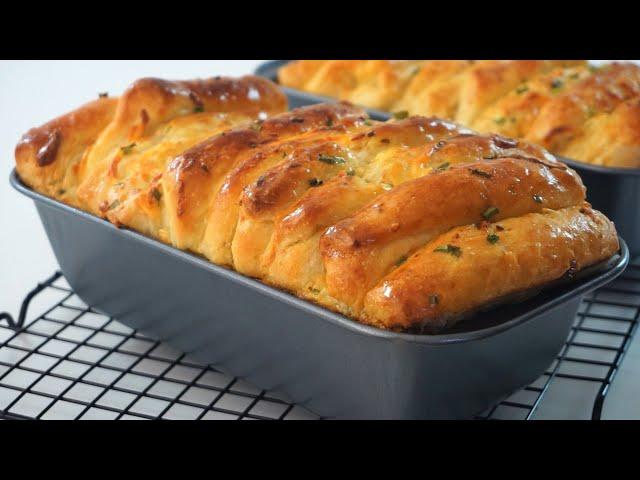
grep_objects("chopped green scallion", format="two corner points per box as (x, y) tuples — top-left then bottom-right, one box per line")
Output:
(434, 244), (461, 257)
(318, 154), (346, 165)
(393, 110), (409, 120)
(482, 206), (499, 220)
(120, 143), (136, 155)
(395, 255), (408, 266)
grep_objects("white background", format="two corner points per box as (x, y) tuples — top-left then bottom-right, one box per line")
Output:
(0, 60), (639, 419)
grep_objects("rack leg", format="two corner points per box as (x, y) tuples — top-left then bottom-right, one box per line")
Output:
(0, 271), (63, 331)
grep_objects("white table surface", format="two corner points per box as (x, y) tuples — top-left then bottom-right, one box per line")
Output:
(0, 60), (638, 419)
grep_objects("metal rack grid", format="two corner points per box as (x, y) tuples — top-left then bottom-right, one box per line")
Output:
(1, 261), (639, 420)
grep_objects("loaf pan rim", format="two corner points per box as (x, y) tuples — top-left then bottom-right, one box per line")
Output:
(10, 168), (629, 345)
(560, 157), (640, 176)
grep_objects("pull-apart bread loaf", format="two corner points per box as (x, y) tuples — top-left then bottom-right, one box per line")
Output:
(279, 60), (640, 168)
(16, 76), (619, 333)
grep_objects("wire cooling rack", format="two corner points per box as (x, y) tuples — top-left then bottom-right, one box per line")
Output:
(1, 261), (639, 420)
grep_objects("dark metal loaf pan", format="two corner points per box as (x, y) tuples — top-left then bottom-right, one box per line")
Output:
(257, 60), (640, 256)
(10, 170), (629, 419)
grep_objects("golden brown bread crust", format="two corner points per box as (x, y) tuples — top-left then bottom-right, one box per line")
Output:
(279, 60), (640, 168)
(280, 60), (426, 110)
(277, 60), (328, 90)
(15, 84), (619, 333)
(319, 157), (586, 313)
(392, 60), (475, 119)
(167, 102), (368, 256)
(75, 75), (288, 217)
(526, 63), (640, 163)
(456, 60), (584, 125)
(16, 75), (288, 248)
(470, 64), (592, 138)
(233, 116), (475, 284)
(15, 97), (118, 202)
(363, 204), (618, 331)
(560, 96), (640, 168)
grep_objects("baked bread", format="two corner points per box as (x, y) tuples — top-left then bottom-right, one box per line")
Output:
(16, 75), (288, 212)
(278, 60), (640, 168)
(15, 77), (619, 333)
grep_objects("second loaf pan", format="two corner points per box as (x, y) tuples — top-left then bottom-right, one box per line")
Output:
(11, 170), (630, 419)
(256, 60), (640, 256)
